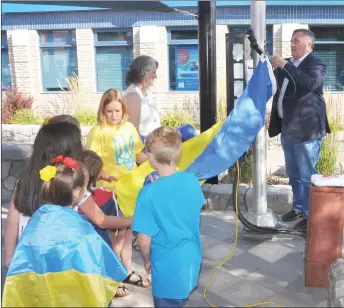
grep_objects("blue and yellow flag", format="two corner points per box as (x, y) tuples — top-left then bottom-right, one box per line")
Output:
(116, 58), (276, 217)
(2, 204), (128, 307)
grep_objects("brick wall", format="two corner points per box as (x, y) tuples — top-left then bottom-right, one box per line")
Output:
(4, 24), (344, 122)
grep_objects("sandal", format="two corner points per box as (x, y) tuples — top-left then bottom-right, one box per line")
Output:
(115, 284), (130, 297)
(123, 271), (151, 288)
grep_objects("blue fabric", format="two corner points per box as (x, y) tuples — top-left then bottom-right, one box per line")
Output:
(176, 124), (197, 142)
(153, 296), (187, 308)
(185, 60), (273, 180)
(132, 172), (204, 299)
(8, 204), (127, 281)
(80, 197), (118, 247)
(281, 132), (322, 218)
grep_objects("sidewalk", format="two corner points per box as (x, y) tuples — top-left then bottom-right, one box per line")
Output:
(111, 210), (328, 307)
(1, 203), (328, 307)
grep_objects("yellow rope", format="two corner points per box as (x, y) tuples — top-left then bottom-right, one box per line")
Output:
(203, 161), (282, 308)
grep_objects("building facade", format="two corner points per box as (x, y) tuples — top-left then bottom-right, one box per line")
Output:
(1, 5), (344, 119)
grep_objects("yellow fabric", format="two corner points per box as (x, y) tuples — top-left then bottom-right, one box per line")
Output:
(2, 269), (119, 307)
(115, 120), (224, 217)
(86, 122), (144, 188)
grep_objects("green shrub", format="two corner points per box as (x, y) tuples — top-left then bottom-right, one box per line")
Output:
(9, 109), (42, 125)
(74, 109), (97, 126)
(161, 110), (195, 129)
(316, 91), (343, 176)
(227, 149), (253, 184)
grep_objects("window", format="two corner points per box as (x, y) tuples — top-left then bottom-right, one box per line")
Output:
(311, 26), (344, 91)
(168, 28), (199, 91)
(39, 30), (78, 92)
(1, 31), (11, 89)
(228, 25), (273, 56)
(94, 30), (133, 92)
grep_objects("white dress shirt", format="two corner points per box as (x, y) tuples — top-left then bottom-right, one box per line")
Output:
(277, 52), (310, 118)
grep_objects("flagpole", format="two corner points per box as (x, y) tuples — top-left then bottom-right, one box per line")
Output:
(246, 0), (277, 227)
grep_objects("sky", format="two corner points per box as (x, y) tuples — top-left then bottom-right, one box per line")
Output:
(1, 1), (344, 13)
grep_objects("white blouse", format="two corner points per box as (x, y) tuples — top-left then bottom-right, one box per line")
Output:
(124, 84), (161, 137)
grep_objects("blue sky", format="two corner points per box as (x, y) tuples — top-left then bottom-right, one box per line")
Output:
(2, 1), (344, 13)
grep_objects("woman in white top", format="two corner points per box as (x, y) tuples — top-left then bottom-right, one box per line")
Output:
(124, 55), (161, 140)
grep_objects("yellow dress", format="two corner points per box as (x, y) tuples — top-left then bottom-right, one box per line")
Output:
(86, 121), (144, 189)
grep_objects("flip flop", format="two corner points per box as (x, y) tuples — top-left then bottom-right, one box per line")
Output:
(115, 284), (130, 297)
(123, 271), (151, 288)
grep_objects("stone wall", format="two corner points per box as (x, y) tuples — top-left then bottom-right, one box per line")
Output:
(328, 258), (344, 307)
(2, 124), (93, 144)
(2, 144), (32, 202)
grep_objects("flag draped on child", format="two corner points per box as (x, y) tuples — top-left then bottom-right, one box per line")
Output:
(116, 58), (277, 217)
(2, 204), (128, 307)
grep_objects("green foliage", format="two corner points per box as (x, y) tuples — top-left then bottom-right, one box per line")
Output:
(161, 110), (195, 129)
(227, 150), (253, 184)
(9, 109), (42, 125)
(74, 109), (98, 126)
(316, 91), (342, 176)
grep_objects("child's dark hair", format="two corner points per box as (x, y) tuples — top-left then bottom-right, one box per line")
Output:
(41, 162), (88, 207)
(14, 122), (83, 216)
(81, 150), (103, 187)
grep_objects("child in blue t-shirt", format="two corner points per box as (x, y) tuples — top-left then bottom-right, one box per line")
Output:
(132, 126), (205, 308)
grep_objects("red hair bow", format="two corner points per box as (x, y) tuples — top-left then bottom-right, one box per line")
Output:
(51, 155), (79, 169)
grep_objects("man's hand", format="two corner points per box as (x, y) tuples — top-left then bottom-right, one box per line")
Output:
(144, 261), (151, 274)
(271, 55), (287, 69)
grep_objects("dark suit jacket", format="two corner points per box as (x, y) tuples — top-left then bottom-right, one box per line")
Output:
(268, 52), (331, 143)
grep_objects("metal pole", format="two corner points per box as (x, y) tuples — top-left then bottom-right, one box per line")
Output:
(198, 0), (218, 184)
(251, 1), (270, 218)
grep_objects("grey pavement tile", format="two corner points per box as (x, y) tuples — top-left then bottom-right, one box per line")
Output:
(224, 233), (264, 252)
(187, 285), (236, 308)
(274, 250), (305, 275)
(201, 234), (225, 250)
(198, 259), (244, 295)
(247, 240), (294, 263)
(282, 276), (328, 306)
(200, 216), (238, 241)
(223, 251), (271, 278)
(246, 263), (301, 293)
(217, 281), (275, 307)
(277, 235), (306, 252)
(203, 241), (245, 264)
(202, 210), (244, 229)
(316, 299), (328, 307)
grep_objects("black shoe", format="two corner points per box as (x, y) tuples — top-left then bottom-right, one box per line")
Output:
(282, 209), (303, 222)
(293, 218), (308, 232)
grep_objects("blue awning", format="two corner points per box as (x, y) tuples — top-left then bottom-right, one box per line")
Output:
(1, 0), (174, 12)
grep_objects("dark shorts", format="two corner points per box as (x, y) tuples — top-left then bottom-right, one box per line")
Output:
(80, 197), (118, 248)
(153, 296), (187, 308)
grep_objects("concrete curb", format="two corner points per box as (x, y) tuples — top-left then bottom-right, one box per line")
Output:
(202, 183), (293, 215)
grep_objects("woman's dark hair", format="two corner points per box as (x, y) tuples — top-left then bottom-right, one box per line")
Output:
(125, 55), (159, 86)
(14, 122), (83, 216)
(41, 162), (88, 207)
(81, 150), (103, 187)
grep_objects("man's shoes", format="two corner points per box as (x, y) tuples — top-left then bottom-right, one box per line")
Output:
(293, 218), (308, 232)
(281, 209), (303, 222)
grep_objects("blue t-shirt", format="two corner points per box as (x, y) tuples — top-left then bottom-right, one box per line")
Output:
(132, 171), (205, 299)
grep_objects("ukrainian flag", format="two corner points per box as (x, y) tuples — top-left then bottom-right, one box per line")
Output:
(2, 204), (128, 307)
(116, 58), (276, 217)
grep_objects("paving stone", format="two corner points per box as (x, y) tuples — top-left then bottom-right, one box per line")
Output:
(198, 259), (243, 295)
(223, 251), (270, 278)
(247, 240), (294, 263)
(1, 188), (13, 202)
(203, 241), (245, 264)
(200, 215), (236, 241)
(217, 281), (275, 307)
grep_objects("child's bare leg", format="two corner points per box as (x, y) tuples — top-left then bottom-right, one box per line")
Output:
(112, 229), (125, 258)
(122, 228), (150, 288)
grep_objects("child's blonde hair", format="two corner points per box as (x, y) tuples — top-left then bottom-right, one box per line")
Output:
(145, 126), (182, 165)
(97, 89), (128, 127)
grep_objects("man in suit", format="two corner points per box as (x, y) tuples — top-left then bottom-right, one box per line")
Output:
(269, 29), (330, 231)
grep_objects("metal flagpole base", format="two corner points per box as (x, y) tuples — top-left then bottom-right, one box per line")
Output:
(243, 209), (277, 227)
